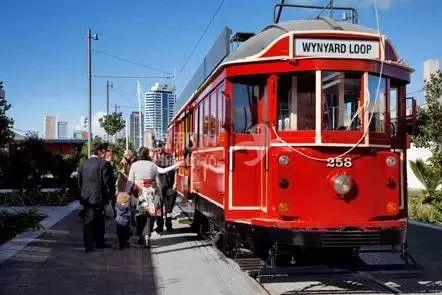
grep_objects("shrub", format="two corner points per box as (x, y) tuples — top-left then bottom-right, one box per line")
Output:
(409, 195), (442, 224)
(0, 209), (44, 244)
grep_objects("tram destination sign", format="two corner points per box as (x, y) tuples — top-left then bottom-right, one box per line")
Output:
(294, 38), (379, 59)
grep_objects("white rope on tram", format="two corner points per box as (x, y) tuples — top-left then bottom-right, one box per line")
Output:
(272, 0), (385, 162)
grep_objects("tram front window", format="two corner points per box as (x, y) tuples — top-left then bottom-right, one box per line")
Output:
(368, 74), (387, 132)
(321, 72), (362, 131)
(232, 78), (265, 134)
(277, 72), (316, 131)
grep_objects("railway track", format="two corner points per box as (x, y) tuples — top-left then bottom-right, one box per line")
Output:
(177, 202), (422, 294)
(233, 247), (422, 294)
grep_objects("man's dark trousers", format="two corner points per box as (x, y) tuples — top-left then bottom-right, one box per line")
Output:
(157, 188), (177, 231)
(81, 206), (105, 250)
(78, 155), (113, 251)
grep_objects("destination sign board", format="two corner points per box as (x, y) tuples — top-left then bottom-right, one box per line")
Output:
(294, 38), (379, 59)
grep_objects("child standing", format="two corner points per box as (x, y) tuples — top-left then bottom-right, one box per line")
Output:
(115, 192), (132, 249)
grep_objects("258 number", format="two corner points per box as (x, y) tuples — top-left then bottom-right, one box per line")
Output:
(326, 158), (352, 168)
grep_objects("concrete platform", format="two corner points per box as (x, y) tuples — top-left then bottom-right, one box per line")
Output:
(0, 207), (264, 295)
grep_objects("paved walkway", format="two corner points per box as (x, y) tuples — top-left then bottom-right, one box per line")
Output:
(0, 207), (264, 295)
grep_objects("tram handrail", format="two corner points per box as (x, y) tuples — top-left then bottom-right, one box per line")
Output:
(273, 3), (358, 24)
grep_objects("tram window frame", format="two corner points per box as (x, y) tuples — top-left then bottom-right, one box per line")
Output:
(321, 71), (363, 131)
(217, 83), (225, 145)
(368, 74), (387, 133)
(203, 96), (210, 146)
(389, 84), (399, 138)
(193, 105), (199, 148)
(198, 102), (204, 147)
(210, 91), (217, 146)
(277, 72), (316, 131)
(232, 77), (266, 134)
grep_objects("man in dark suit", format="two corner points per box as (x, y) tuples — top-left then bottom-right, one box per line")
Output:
(78, 142), (113, 252)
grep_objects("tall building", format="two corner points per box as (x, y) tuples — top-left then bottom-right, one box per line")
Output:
(423, 59), (440, 81)
(144, 83), (175, 141)
(73, 130), (85, 140)
(0, 81), (5, 100)
(44, 115), (56, 139)
(129, 111), (144, 150)
(57, 121), (68, 139)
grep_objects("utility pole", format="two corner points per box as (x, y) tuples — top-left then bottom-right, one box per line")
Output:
(125, 115), (129, 151)
(137, 81), (143, 148)
(106, 80), (110, 142)
(106, 80), (110, 115)
(330, 0), (334, 19)
(87, 28), (98, 156)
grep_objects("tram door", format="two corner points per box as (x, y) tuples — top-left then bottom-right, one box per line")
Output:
(229, 79), (268, 212)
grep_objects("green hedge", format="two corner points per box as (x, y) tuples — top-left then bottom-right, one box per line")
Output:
(0, 209), (44, 245)
(0, 191), (74, 206)
(408, 191), (442, 224)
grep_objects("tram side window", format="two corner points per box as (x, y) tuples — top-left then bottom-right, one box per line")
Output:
(278, 72), (316, 130)
(203, 97), (210, 146)
(199, 102), (204, 146)
(210, 92), (217, 145)
(322, 72), (362, 131)
(217, 83), (225, 144)
(390, 86), (398, 137)
(193, 107), (198, 148)
(232, 80), (263, 134)
(368, 75), (387, 132)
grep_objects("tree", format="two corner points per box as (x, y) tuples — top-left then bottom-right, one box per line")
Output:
(0, 81), (14, 147)
(409, 158), (442, 202)
(99, 112), (125, 139)
(412, 70), (442, 167)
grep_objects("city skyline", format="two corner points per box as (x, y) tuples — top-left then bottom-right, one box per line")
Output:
(144, 83), (175, 141)
(1, 1), (442, 135)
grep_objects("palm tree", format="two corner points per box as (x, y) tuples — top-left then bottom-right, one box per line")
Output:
(409, 158), (442, 203)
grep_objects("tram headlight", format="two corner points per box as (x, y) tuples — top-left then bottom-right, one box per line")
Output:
(386, 156), (397, 167)
(279, 155), (289, 166)
(333, 174), (353, 195)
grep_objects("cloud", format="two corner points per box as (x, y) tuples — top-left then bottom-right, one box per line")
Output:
(73, 111), (107, 138)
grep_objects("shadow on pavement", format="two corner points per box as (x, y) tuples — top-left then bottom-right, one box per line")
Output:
(0, 209), (158, 295)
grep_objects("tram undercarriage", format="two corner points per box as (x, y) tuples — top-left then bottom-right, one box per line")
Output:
(189, 194), (409, 266)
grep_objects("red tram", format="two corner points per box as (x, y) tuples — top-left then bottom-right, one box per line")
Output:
(167, 5), (416, 258)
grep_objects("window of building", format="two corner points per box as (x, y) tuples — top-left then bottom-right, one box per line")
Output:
(277, 72), (316, 131)
(321, 72), (362, 131)
(232, 79), (264, 134)
(368, 74), (387, 132)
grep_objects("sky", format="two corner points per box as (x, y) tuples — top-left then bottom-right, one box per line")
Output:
(1, 0), (441, 137)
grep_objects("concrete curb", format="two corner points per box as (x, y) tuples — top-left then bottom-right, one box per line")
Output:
(409, 220), (442, 231)
(0, 200), (80, 265)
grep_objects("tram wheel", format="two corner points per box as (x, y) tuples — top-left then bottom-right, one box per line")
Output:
(191, 209), (208, 238)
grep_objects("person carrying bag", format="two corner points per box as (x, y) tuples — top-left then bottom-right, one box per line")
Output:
(126, 147), (162, 248)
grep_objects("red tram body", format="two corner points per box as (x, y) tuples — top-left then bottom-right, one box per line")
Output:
(167, 16), (415, 254)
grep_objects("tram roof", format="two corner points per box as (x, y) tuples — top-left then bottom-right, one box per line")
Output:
(226, 17), (379, 62)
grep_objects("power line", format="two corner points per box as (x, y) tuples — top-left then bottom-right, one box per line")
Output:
(316, 0), (333, 19)
(94, 75), (172, 79)
(93, 49), (172, 76)
(407, 89), (424, 95)
(176, 0), (225, 77)
(110, 88), (137, 104)
(110, 104), (139, 109)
